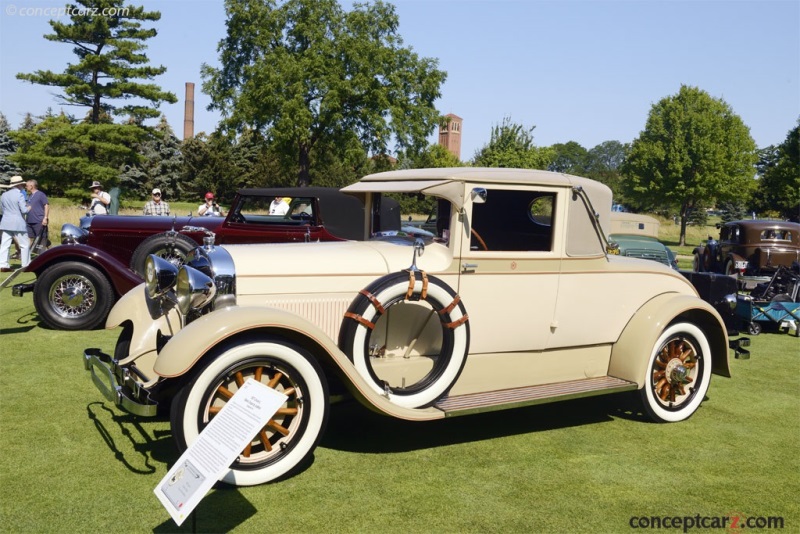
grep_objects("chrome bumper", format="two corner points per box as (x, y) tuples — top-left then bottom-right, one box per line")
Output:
(82, 348), (158, 417)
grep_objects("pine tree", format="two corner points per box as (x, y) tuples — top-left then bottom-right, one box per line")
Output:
(120, 116), (184, 200)
(14, 0), (176, 191)
(0, 113), (21, 182)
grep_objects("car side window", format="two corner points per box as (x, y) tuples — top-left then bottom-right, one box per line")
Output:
(761, 229), (790, 241)
(470, 189), (555, 252)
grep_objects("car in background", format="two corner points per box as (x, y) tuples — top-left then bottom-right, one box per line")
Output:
(12, 188), (401, 330)
(692, 220), (800, 281)
(84, 167), (736, 487)
(608, 212), (678, 269)
(608, 212), (745, 336)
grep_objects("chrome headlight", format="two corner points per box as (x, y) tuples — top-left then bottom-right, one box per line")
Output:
(61, 223), (88, 245)
(176, 265), (216, 315)
(723, 293), (738, 310)
(145, 255), (179, 298)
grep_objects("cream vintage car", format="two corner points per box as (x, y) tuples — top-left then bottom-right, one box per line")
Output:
(84, 167), (733, 486)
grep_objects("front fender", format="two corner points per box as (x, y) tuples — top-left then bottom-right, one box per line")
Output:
(608, 293), (731, 388)
(29, 244), (142, 298)
(106, 283), (182, 370)
(153, 306), (445, 421)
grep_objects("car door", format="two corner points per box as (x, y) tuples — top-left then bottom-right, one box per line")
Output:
(454, 186), (562, 355)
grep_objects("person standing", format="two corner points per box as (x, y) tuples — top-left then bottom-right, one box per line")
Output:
(88, 181), (111, 215)
(198, 192), (224, 216)
(25, 179), (49, 254)
(0, 176), (32, 271)
(143, 188), (170, 216)
(269, 196), (290, 215)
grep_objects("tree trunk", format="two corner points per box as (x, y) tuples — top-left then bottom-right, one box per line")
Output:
(679, 202), (688, 246)
(297, 143), (311, 187)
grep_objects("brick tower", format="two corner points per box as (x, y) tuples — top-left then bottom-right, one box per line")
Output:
(438, 113), (462, 160)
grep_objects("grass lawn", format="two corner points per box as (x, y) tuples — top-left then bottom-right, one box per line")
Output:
(0, 284), (798, 533)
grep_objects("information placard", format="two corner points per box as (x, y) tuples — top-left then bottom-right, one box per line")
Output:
(154, 379), (288, 526)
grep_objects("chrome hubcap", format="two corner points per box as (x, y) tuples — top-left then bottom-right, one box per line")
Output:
(49, 275), (96, 317)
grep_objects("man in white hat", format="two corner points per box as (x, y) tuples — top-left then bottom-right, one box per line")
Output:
(143, 187), (170, 216)
(88, 181), (111, 215)
(0, 176), (32, 271)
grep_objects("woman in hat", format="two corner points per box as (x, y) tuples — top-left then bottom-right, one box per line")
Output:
(89, 181), (111, 215)
(0, 176), (32, 271)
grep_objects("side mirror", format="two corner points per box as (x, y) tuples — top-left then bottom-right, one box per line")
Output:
(471, 188), (487, 204)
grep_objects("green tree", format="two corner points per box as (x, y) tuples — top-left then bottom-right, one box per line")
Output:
(622, 85), (757, 245)
(399, 143), (462, 170)
(11, 111), (146, 195)
(181, 132), (241, 206)
(584, 140), (629, 200)
(120, 116), (184, 200)
(0, 113), (21, 182)
(473, 117), (554, 169)
(202, 0), (446, 187)
(14, 0), (176, 191)
(754, 121), (800, 221)
(548, 141), (588, 174)
(717, 200), (748, 223)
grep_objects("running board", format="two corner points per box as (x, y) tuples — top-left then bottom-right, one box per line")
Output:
(435, 376), (638, 417)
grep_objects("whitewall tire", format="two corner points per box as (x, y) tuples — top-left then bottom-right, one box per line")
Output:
(640, 323), (712, 423)
(170, 338), (329, 486)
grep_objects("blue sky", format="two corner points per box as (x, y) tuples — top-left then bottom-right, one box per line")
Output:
(1, 0), (798, 161)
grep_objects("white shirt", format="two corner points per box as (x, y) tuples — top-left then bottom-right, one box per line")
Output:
(269, 199), (289, 215)
(90, 191), (111, 215)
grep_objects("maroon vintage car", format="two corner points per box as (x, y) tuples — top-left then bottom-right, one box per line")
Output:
(693, 219), (800, 279)
(11, 188), (401, 331)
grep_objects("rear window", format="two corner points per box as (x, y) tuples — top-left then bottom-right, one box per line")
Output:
(760, 229), (792, 241)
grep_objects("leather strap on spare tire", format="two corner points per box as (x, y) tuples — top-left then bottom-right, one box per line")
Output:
(339, 270), (470, 409)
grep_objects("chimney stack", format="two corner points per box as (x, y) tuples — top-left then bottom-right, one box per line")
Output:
(183, 82), (195, 140)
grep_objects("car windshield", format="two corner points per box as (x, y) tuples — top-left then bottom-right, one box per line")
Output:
(234, 195), (315, 224)
(371, 193), (451, 242)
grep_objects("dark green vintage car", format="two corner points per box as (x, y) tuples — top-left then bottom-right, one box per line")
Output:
(608, 213), (678, 269)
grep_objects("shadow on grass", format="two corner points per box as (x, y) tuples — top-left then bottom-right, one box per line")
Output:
(0, 324), (37, 334)
(322, 391), (649, 454)
(152, 490), (258, 533)
(85, 399), (322, 481)
(86, 402), (175, 475)
(0, 308), (39, 334)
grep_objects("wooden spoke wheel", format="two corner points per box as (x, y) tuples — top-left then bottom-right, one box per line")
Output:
(171, 339), (329, 486)
(640, 323), (711, 423)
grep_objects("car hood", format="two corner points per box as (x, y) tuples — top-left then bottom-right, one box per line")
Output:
(88, 215), (225, 233)
(223, 239), (453, 279)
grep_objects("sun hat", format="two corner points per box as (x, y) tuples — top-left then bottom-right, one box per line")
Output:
(152, 188), (161, 195)
(205, 192), (214, 200)
(89, 181), (103, 189)
(2, 175), (24, 188)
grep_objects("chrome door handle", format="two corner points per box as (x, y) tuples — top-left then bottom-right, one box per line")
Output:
(461, 263), (478, 273)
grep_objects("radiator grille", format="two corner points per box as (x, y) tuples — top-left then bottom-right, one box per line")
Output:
(624, 249), (669, 264)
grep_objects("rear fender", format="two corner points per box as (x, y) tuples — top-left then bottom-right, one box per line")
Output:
(608, 293), (731, 387)
(29, 245), (141, 298)
(153, 306), (445, 421)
